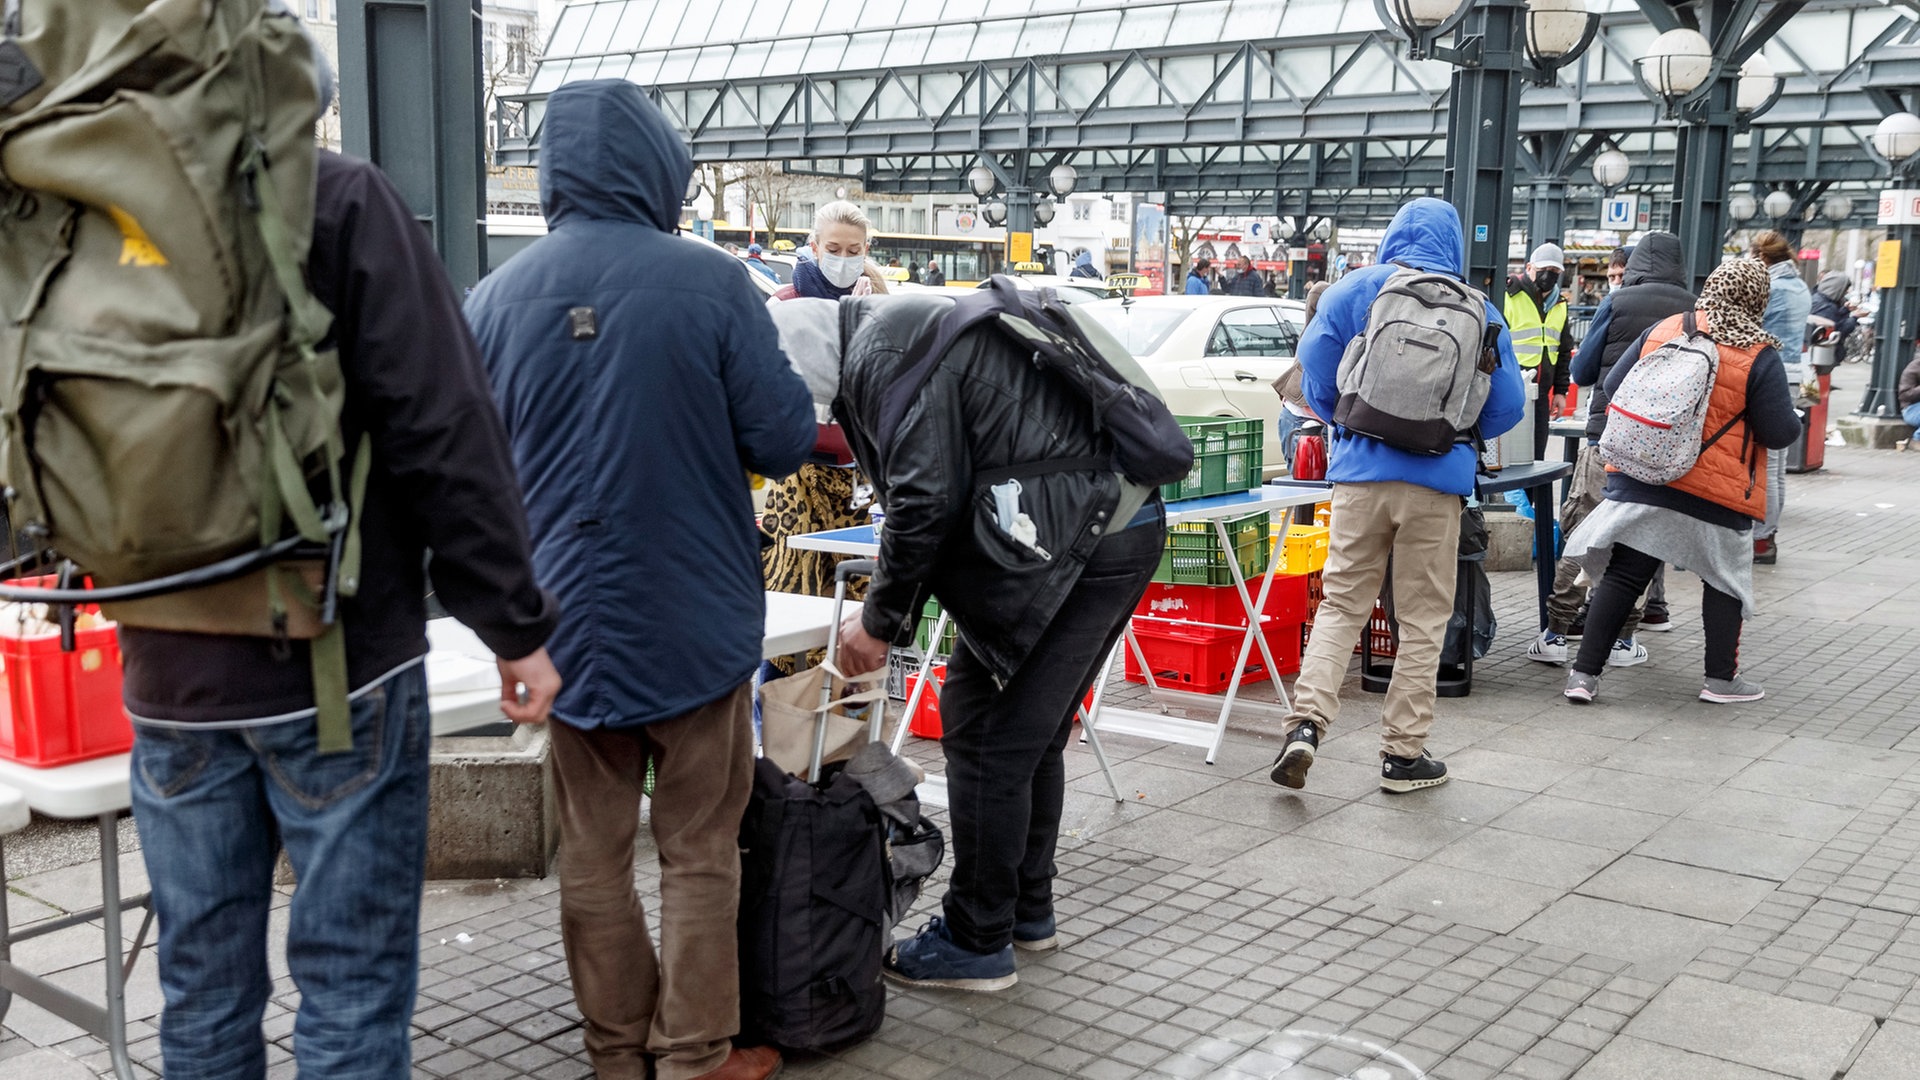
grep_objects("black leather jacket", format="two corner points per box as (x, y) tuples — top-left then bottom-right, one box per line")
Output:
(834, 295), (1133, 680)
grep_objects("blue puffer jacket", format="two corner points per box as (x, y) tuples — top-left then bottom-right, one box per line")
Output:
(465, 80), (816, 729)
(1297, 198), (1526, 496)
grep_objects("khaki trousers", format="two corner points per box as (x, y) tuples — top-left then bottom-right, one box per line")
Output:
(1286, 481), (1461, 759)
(548, 685), (755, 1080)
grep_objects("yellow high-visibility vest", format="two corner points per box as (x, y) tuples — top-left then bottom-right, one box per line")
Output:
(1504, 289), (1568, 370)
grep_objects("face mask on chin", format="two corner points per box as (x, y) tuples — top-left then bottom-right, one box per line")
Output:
(820, 252), (865, 289)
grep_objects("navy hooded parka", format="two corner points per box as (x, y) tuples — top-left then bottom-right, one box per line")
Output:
(465, 80), (816, 729)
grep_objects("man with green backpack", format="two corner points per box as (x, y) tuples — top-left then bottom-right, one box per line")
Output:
(0, 4), (560, 1076)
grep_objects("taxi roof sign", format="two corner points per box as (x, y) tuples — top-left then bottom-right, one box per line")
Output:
(1105, 273), (1147, 291)
(770, 239), (797, 251)
(879, 267), (911, 281)
(1011, 261), (1048, 273)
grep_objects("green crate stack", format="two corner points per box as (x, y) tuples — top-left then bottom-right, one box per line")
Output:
(1152, 510), (1272, 585)
(1161, 416), (1266, 502)
(913, 597), (959, 655)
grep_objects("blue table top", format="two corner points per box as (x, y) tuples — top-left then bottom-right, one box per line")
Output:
(1475, 460), (1574, 495)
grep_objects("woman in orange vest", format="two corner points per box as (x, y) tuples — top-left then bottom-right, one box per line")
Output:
(1560, 259), (1801, 706)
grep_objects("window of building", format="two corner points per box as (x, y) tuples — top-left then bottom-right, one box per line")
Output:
(799, 203), (816, 228)
(307, 0), (319, 18)
(910, 208), (927, 233)
(1111, 201), (1127, 221)
(505, 24), (536, 76)
(1072, 202), (1091, 222)
(890, 208), (905, 233)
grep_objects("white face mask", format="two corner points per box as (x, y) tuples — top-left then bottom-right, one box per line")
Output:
(819, 252), (865, 289)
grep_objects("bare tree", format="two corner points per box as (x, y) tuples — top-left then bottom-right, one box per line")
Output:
(482, 14), (542, 158)
(735, 161), (807, 244)
(1171, 214), (1221, 282)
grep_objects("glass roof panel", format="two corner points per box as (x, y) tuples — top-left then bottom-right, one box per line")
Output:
(543, 3), (590, 57)
(1167, 1), (1232, 47)
(841, 29), (891, 69)
(802, 35), (849, 73)
(1065, 8), (1122, 53)
(729, 39), (774, 80)
(1119, 5), (1177, 49)
(763, 36), (812, 77)
(779, 0), (831, 36)
(529, 55), (573, 93)
(940, 0), (989, 21)
(657, 46), (700, 83)
(1015, 14), (1073, 56)
(1223, 0), (1291, 39)
(604, 3), (650, 52)
(625, 53), (665, 86)
(673, 4), (720, 45)
(887, 25), (936, 67)
(580, 3), (625, 55)
(707, 0), (758, 41)
(923, 21), (978, 64)
(969, 17), (1022, 61)
(818, 0), (866, 33)
(861, 0), (907, 31)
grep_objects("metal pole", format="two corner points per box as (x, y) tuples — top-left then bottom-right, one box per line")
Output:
(1862, 202), (1920, 417)
(1526, 177), (1567, 251)
(336, 0), (487, 290)
(1443, 0), (1527, 297)
(1669, 76), (1738, 294)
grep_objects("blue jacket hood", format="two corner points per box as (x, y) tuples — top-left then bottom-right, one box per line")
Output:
(539, 80), (691, 232)
(1374, 198), (1466, 276)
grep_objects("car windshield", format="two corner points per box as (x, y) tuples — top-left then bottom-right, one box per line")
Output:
(1082, 304), (1189, 355)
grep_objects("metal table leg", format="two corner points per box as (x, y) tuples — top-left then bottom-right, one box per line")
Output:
(1078, 643), (1127, 803)
(1206, 517), (1291, 764)
(889, 610), (950, 755)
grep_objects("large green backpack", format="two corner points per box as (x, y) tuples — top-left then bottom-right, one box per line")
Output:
(0, 0), (366, 749)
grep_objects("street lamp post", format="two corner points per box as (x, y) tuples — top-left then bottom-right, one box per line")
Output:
(1862, 113), (1920, 420)
(968, 159), (1074, 271)
(1375, 0), (1599, 295)
(1591, 146), (1631, 241)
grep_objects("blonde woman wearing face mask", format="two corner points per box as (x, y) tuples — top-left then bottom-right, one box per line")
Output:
(761, 202), (887, 673)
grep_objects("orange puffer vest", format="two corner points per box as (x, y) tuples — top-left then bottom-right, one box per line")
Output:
(1634, 313), (1766, 519)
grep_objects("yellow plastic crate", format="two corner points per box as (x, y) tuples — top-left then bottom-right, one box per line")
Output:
(1281, 524), (1330, 575)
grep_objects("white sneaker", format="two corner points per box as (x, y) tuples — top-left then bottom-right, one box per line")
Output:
(1607, 639), (1649, 668)
(1527, 630), (1569, 665)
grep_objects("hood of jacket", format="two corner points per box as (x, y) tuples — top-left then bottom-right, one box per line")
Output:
(539, 80), (691, 231)
(1816, 271), (1850, 302)
(1375, 198), (1466, 276)
(1623, 231), (1684, 288)
(1074, 250), (1095, 270)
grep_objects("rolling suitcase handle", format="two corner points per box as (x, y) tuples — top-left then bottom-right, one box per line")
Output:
(811, 558), (881, 782)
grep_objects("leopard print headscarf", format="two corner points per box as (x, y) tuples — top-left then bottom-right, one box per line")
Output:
(1697, 258), (1780, 350)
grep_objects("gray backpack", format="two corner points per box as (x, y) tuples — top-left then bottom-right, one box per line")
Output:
(1333, 267), (1497, 455)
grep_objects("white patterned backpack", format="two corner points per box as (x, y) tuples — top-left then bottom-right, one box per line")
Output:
(1598, 313), (1741, 483)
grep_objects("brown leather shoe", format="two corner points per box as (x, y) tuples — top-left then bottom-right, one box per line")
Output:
(689, 1046), (783, 1080)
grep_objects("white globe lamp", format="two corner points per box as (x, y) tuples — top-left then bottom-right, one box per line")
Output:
(1728, 193), (1757, 222)
(1639, 28), (1715, 98)
(1525, 0), (1591, 61)
(1873, 113), (1920, 164)
(1736, 53), (1777, 113)
(1763, 190), (1794, 220)
(1591, 149), (1631, 189)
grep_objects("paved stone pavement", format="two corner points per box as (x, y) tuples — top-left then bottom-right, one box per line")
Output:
(6, 443), (1920, 1079)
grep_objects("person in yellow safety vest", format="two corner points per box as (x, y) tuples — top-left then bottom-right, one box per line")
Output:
(1504, 242), (1573, 455)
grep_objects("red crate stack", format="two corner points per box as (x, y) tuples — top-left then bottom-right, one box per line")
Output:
(0, 577), (130, 768)
(1124, 573), (1310, 696)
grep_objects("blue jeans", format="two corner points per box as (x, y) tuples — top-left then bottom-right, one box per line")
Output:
(131, 666), (432, 1080)
(1904, 402), (1920, 429)
(1277, 409), (1305, 468)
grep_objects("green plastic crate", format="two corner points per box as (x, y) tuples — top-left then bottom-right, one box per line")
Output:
(1152, 510), (1272, 585)
(913, 598), (959, 655)
(1161, 416), (1266, 502)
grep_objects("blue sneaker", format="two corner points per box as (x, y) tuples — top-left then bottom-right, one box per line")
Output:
(883, 917), (1018, 992)
(1013, 913), (1058, 952)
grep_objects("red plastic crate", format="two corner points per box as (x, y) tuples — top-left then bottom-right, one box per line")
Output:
(902, 665), (947, 740)
(1123, 620), (1302, 696)
(1133, 574), (1309, 633)
(902, 666), (1093, 741)
(0, 577), (129, 768)
(1297, 574), (1398, 660)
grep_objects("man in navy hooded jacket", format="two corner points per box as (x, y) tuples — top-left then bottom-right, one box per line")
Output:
(1270, 199), (1525, 794)
(465, 81), (814, 1080)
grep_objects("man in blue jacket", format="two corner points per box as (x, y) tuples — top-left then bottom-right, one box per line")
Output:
(465, 81), (815, 1080)
(1185, 256), (1214, 294)
(1270, 199), (1525, 794)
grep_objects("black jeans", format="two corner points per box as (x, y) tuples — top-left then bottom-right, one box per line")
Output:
(937, 519), (1164, 953)
(1574, 543), (1742, 680)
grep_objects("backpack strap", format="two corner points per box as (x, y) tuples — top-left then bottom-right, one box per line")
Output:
(243, 138), (366, 754)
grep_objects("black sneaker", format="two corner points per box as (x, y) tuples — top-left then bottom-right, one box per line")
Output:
(1270, 724), (1318, 789)
(1380, 750), (1449, 793)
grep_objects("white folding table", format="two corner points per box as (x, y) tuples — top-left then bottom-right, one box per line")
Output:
(1089, 484), (1328, 764)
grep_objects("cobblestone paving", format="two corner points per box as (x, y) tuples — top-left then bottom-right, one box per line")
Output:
(7, 444), (1920, 1078)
